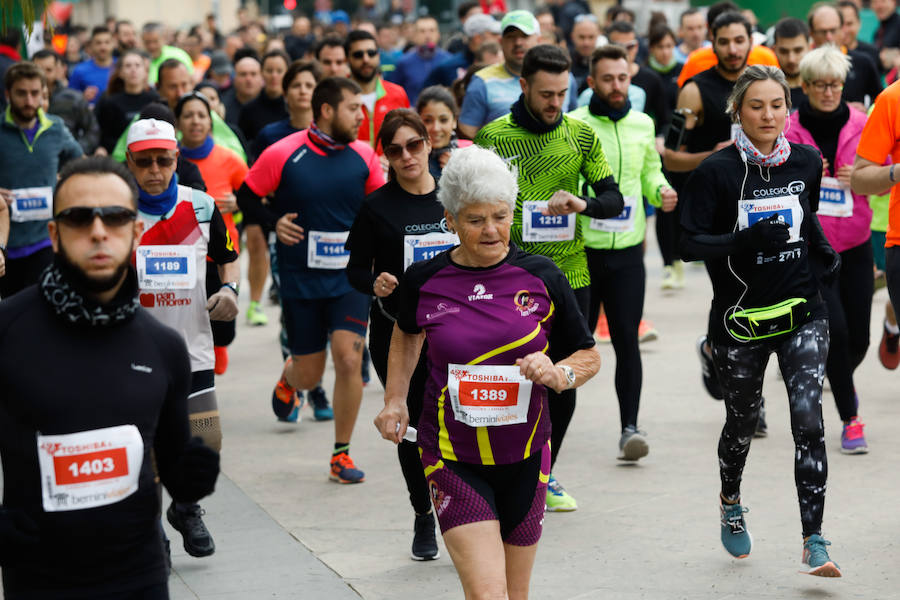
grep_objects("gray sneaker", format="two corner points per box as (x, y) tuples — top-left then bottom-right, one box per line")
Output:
(617, 426), (649, 461)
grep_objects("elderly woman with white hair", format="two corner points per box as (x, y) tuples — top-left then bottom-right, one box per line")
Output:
(375, 145), (601, 599)
(784, 45), (873, 456)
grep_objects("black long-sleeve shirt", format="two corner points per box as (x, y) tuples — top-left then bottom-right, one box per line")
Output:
(0, 282), (194, 598)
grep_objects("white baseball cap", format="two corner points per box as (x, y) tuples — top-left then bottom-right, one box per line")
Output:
(127, 118), (177, 153)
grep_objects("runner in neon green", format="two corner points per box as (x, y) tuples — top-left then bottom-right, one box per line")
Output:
(474, 44), (623, 511)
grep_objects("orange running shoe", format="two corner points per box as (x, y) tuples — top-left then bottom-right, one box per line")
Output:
(638, 319), (658, 343)
(271, 358), (298, 420)
(214, 346), (229, 375)
(330, 451), (365, 483)
(594, 314), (611, 343)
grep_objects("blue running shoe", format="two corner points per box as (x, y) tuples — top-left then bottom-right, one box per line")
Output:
(330, 451), (365, 483)
(278, 391), (304, 423)
(720, 500), (752, 558)
(309, 386), (334, 421)
(802, 535), (841, 577)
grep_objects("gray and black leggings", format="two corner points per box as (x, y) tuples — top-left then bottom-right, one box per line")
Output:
(711, 319), (829, 538)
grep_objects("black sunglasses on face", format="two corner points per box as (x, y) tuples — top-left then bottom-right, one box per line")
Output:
(54, 206), (137, 228)
(384, 137), (426, 160)
(351, 49), (379, 59)
(131, 155), (176, 169)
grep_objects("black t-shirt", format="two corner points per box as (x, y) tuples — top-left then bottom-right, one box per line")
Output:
(94, 90), (161, 153)
(686, 66), (735, 153)
(680, 143), (826, 344)
(238, 91), (288, 143)
(345, 179), (448, 317)
(0, 286), (192, 598)
(844, 49), (883, 105)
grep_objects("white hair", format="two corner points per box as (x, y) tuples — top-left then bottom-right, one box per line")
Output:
(799, 45), (851, 84)
(437, 145), (518, 217)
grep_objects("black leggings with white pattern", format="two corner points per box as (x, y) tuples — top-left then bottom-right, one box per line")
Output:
(711, 319), (829, 538)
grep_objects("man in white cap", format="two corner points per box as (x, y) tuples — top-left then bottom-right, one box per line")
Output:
(125, 118), (239, 559)
(424, 13), (502, 88)
(459, 10), (578, 138)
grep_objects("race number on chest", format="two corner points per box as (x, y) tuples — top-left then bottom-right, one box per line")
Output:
(37, 425), (144, 512)
(136, 245), (197, 290)
(447, 364), (533, 427)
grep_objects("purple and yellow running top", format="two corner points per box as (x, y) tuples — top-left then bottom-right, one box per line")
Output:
(396, 243), (595, 465)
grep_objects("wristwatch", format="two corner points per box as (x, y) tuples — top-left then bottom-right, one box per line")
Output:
(559, 364), (576, 389)
(221, 282), (239, 296)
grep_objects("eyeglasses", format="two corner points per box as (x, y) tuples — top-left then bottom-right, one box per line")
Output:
(54, 206), (137, 228)
(384, 137), (426, 160)
(809, 80), (844, 92)
(613, 40), (639, 51)
(130, 155), (176, 168)
(351, 49), (379, 59)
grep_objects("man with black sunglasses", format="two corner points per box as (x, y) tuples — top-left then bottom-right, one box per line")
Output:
(345, 29), (410, 152)
(125, 117), (239, 560)
(0, 156), (219, 599)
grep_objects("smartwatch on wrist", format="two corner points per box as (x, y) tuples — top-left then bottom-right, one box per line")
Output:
(221, 282), (239, 296)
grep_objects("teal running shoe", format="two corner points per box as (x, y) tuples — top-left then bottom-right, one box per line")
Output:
(801, 535), (841, 577)
(720, 501), (752, 558)
(309, 386), (333, 421)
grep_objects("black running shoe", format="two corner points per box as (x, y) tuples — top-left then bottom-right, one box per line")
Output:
(696, 335), (724, 400)
(411, 511), (439, 561)
(167, 502), (215, 557)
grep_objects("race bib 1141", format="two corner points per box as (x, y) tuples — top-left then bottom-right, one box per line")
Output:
(37, 425), (144, 512)
(307, 230), (350, 269)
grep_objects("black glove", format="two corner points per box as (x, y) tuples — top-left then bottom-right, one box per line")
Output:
(166, 437), (220, 503)
(737, 214), (790, 250)
(819, 247), (842, 286)
(0, 508), (39, 566)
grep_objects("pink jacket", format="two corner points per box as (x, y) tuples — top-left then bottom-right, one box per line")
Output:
(785, 106), (872, 253)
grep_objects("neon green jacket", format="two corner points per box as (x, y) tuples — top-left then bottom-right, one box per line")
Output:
(568, 105), (670, 250)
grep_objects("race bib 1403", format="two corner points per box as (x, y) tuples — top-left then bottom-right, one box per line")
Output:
(37, 425), (144, 512)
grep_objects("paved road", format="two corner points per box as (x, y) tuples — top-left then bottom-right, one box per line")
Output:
(169, 229), (900, 599)
(5, 230), (894, 599)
